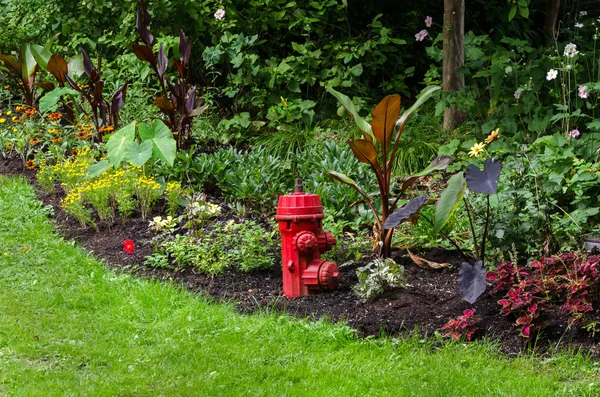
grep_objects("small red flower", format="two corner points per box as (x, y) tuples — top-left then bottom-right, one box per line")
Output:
(123, 240), (135, 255)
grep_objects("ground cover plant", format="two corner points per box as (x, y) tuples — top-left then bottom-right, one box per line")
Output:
(1, 176), (599, 396)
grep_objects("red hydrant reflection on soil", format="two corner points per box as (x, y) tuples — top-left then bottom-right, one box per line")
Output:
(275, 178), (340, 298)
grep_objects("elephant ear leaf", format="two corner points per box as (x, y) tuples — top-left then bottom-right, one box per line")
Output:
(106, 121), (136, 167)
(124, 140), (153, 167)
(383, 195), (428, 229)
(458, 261), (487, 304)
(466, 158), (501, 194)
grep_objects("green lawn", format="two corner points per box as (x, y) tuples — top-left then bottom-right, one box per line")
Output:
(0, 175), (598, 396)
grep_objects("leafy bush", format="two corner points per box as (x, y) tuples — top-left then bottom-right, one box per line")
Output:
(354, 257), (406, 299)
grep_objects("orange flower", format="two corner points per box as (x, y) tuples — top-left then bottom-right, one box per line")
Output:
(485, 128), (500, 143)
(99, 125), (114, 133)
(15, 105), (25, 113)
(25, 160), (35, 169)
(76, 131), (88, 139)
(48, 112), (62, 121)
(71, 148), (78, 157)
(29, 137), (40, 145)
(12, 116), (20, 123)
(3, 85), (9, 89)
(52, 137), (62, 144)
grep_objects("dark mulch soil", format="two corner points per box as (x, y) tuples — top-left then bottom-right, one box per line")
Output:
(2, 153), (599, 357)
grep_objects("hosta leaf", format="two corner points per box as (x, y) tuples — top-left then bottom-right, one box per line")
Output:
(372, 94), (400, 148)
(327, 86), (374, 141)
(466, 158), (501, 194)
(383, 195), (428, 229)
(434, 172), (466, 234)
(139, 119), (176, 166)
(106, 121), (136, 167)
(124, 140), (153, 167)
(401, 155), (452, 193)
(458, 261), (487, 304)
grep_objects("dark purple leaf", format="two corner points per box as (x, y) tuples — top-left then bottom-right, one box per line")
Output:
(186, 104), (209, 118)
(466, 158), (502, 194)
(64, 74), (81, 92)
(33, 81), (54, 91)
(157, 45), (168, 78)
(111, 81), (129, 127)
(0, 55), (22, 74)
(383, 195), (428, 229)
(132, 44), (156, 66)
(136, 5), (154, 46)
(458, 261), (487, 304)
(179, 29), (191, 65)
(184, 87), (196, 114)
(81, 49), (95, 77)
(155, 96), (174, 115)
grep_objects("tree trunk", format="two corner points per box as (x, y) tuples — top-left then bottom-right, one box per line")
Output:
(544, 0), (560, 44)
(443, 0), (466, 130)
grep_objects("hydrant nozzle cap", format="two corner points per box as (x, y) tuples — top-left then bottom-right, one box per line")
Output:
(294, 178), (304, 193)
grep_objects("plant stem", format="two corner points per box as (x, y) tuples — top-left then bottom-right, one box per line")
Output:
(419, 214), (469, 258)
(463, 195), (480, 260)
(480, 195), (491, 264)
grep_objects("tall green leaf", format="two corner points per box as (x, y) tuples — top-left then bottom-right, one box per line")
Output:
(139, 120), (176, 166)
(396, 85), (441, 133)
(401, 155), (452, 193)
(327, 86), (374, 141)
(21, 44), (37, 80)
(85, 160), (112, 179)
(106, 121), (136, 167)
(434, 172), (466, 234)
(30, 44), (52, 71)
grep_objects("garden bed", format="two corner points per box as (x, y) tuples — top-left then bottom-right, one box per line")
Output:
(2, 154), (599, 358)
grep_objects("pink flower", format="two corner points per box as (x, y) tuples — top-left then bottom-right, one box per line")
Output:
(214, 8), (225, 20)
(569, 128), (581, 139)
(514, 90), (523, 99)
(578, 85), (589, 99)
(425, 16), (433, 27)
(415, 29), (428, 42)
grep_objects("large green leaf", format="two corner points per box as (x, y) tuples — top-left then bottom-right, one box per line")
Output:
(396, 85), (441, 133)
(85, 160), (112, 179)
(124, 141), (153, 167)
(106, 121), (136, 167)
(327, 86), (374, 141)
(30, 44), (52, 71)
(434, 172), (466, 234)
(139, 120), (176, 166)
(39, 87), (78, 114)
(21, 44), (37, 80)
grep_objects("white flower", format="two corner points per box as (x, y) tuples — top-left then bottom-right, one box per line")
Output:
(580, 10), (587, 16)
(514, 89), (523, 99)
(564, 43), (579, 57)
(214, 8), (225, 20)
(578, 85), (589, 99)
(575, 22), (584, 28)
(569, 128), (581, 139)
(505, 66), (513, 74)
(546, 69), (558, 80)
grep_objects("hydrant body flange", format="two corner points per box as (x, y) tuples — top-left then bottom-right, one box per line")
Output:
(276, 185), (340, 298)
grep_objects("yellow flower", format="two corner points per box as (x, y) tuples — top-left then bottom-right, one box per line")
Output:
(25, 160), (35, 169)
(6, 110), (11, 116)
(469, 142), (486, 157)
(0, 118), (5, 123)
(5, 142), (13, 150)
(485, 128), (500, 143)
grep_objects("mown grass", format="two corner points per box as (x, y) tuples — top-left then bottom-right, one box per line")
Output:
(0, 175), (598, 396)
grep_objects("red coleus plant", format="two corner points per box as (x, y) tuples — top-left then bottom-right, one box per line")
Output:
(123, 240), (135, 255)
(440, 309), (480, 341)
(487, 253), (600, 340)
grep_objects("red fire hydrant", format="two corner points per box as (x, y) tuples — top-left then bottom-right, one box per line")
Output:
(275, 179), (340, 298)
